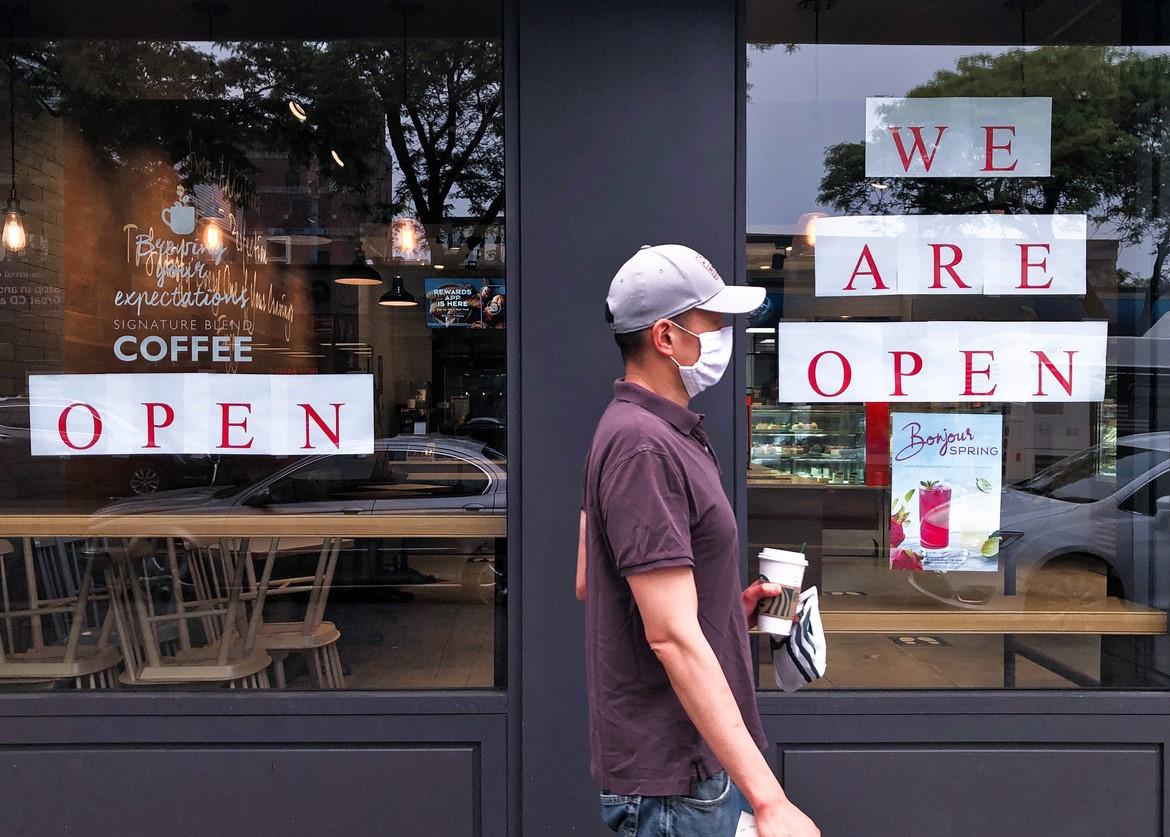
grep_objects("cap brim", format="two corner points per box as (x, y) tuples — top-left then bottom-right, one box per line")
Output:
(697, 284), (766, 314)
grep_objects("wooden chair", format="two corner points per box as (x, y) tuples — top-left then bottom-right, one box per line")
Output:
(0, 537), (121, 689)
(234, 536), (346, 689)
(103, 537), (271, 688)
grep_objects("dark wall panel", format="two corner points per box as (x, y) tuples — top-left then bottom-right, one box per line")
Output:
(761, 699), (1170, 837)
(0, 745), (477, 837)
(517, 0), (739, 833)
(0, 705), (508, 836)
(782, 745), (1161, 837)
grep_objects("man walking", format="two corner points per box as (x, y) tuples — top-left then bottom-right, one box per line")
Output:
(577, 244), (819, 837)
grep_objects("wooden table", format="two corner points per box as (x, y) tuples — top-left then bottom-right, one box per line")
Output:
(752, 590), (1166, 688)
(818, 592), (1167, 636)
(0, 514), (507, 539)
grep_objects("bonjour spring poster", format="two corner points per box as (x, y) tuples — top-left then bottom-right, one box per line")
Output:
(889, 412), (1003, 573)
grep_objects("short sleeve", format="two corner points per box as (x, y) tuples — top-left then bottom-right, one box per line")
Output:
(600, 450), (694, 576)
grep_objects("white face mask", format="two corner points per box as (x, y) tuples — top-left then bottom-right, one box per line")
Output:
(669, 322), (733, 398)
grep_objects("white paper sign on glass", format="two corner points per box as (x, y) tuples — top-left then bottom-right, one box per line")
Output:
(865, 97), (1052, 178)
(28, 373), (374, 456)
(815, 214), (1086, 297)
(776, 321), (1106, 403)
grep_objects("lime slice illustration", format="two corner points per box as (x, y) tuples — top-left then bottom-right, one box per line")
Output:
(976, 477), (993, 494)
(980, 536), (1001, 557)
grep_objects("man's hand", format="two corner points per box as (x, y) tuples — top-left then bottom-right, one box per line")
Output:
(741, 579), (787, 629)
(755, 795), (821, 837)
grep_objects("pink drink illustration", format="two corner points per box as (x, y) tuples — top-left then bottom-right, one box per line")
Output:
(919, 481), (952, 550)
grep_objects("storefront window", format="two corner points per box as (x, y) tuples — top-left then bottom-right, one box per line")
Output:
(0, 14), (506, 689)
(747, 1), (1168, 689)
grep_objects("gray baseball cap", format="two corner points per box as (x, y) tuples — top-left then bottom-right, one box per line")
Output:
(606, 244), (766, 334)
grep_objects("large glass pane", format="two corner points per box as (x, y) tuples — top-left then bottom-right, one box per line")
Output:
(0, 6), (506, 690)
(747, 0), (1169, 689)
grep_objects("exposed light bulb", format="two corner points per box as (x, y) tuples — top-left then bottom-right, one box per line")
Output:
(400, 224), (416, 253)
(3, 199), (25, 254)
(203, 220), (224, 253)
(330, 149), (345, 167)
(798, 211), (827, 248)
(393, 217), (423, 261)
(288, 100), (308, 122)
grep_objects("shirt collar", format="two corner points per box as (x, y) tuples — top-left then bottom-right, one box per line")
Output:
(613, 379), (702, 435)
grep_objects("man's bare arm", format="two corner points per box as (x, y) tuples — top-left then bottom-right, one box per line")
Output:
(575, 509), (587, 602)
(628, 566), (816, 834)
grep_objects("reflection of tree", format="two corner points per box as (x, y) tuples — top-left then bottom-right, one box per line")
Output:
(224, 40), (503, 255)
(14, 37), (504, 258)
(818, 46), (1170, 328)
(18, 41), (259, 199)
(1111, 52), (1170, 326)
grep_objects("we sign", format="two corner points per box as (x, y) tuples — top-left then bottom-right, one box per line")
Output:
(865, 97), (1051, 178)
(28, 373), (374, 456)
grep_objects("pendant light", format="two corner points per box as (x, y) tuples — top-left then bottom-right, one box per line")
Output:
(336, 245), (384, 286)
(3, 37), (24, 254)
(378, 274), (417, 307)
(202, 218), (225, 255)
(390, 1), (423, 105)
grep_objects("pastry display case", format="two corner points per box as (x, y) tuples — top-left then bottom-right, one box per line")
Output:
(749, 405), (866, 485)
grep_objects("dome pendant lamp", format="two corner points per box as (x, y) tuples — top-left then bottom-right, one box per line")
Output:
(335, 245), (384, 286)
(378, 274), (417, 307)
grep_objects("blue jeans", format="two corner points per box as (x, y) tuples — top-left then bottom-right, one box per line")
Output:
(600, 770), (753, 836)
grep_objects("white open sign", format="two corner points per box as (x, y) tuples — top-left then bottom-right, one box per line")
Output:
(28, 373), (374, 456)
(776, 321), (1106, 403)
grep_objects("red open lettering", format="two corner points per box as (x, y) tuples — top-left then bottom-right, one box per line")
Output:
(1017, 243), (1053, 289)
(980, 125), (1018, 172)
(808, 351), (852, 398)
(888, 126), (948, 173)
(1032, 350), (1077, 397)
(142, 402), (175, 449)
(58, 403), (103, 451)
(217, 402), (254, 449)
(928, 243), (970, 289)
(843, 245), (889, 291)
(299, 402), (343, 449)
(961, 350), (997, 397)
(889, 351), (923, 397)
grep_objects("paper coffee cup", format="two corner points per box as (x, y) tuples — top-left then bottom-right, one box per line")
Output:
(756, 548), (808, 636)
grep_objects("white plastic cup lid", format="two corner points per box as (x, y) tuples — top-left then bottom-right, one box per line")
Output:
(758, 547), (808, 566)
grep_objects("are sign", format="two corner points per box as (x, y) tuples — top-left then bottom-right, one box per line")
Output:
(28, 373), (374, 456)
(776, 321), (1106, 403)
(865, 97), (1051, 179)
(815, 214), (1086, 297)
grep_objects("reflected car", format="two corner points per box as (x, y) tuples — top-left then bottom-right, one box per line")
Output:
(0, 396), (216, 497)
(97, 435), (505, 517)
(996, 432), (1169, 595)
(911, 433), (1170, 608)
(456, 416), (506, 458)
(96, 435), (507, 600)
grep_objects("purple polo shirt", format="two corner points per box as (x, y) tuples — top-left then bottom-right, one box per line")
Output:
(580, 379), (767, 796)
